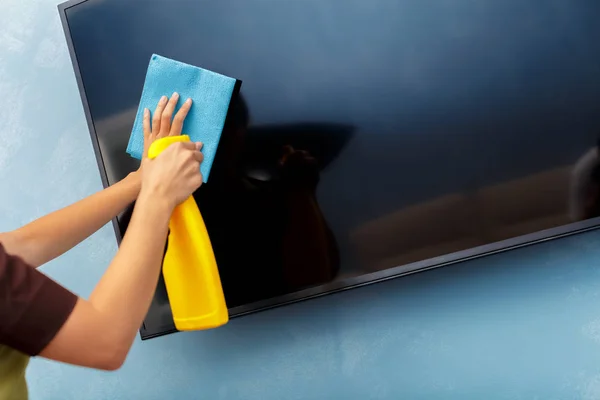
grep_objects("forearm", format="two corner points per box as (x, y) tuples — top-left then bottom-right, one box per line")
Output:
(9, 173), (141, 267)
(88, 191), (171, 359)
(40, 191), (172, 369)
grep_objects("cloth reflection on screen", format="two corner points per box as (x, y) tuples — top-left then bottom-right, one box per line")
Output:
(195, 94), (340, 308)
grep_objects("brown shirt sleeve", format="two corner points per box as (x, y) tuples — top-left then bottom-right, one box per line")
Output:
(0, 244), (77, 356)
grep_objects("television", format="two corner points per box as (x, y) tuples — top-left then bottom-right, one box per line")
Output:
(59, 0), (600, 339)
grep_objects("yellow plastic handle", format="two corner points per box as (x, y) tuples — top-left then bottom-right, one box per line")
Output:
(148, 135), (228, 331)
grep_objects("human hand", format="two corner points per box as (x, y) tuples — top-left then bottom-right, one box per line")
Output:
(279, 145), (319, 191)
(141, 141), (204, 208)
(142, 92), (193, 159)
(130, 93), (193, 188)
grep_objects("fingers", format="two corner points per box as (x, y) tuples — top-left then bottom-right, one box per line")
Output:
(178, 141), (198, 151)
(181, 142), (203, 163)
(170, 98), (192, 136)
(149, 93), (191, 141)
(152, 95), (168, 134)
(173, 141), (204, 164)
(280, 145), (295, 164)
(142, 108), (153, 158)
(160, 92), (180, 137)
(195, 142), (204, 163)
(191, 174), (204, 190)
(143, 108), (151, 137)
(193, 150), (204, 164)
(282, 145), (295, 156)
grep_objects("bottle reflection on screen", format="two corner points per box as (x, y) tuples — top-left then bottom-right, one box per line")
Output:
(195, 94), (340, 308)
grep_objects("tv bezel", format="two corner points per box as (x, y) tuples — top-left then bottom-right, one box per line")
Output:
(58, 0), (600, 339)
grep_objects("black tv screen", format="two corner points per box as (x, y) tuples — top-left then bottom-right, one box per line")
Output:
(59, 0), (600, 339)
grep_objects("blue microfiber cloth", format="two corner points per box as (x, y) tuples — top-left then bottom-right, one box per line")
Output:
(127, 54), (239, 181)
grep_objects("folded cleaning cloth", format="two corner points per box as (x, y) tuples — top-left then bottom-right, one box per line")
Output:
(127, 54), (238, 181)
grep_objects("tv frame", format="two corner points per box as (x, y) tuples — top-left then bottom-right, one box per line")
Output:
(58, 0), (600, 339)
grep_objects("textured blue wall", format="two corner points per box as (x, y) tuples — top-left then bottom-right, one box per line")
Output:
(3, 1), (600, 399)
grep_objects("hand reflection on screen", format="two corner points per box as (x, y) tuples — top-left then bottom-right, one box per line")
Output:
(569, 136), (600, 221)
(196, 94), (340, 308)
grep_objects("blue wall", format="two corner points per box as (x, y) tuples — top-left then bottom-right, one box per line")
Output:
(3, 0), (600, 399)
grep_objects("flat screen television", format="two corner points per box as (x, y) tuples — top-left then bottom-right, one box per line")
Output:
(59, 0), (600, 339)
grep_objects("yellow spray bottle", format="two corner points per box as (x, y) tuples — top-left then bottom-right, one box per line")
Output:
(148, 135), (229, 331)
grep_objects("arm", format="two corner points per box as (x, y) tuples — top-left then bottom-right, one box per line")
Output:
(39, 191), (172, 369)
(0, 93), (178, 267)
(278, 147), (340, 289)
(282, 189), (340, 289)
(0, 173), (141, 267)
(0, 94), (200, 371)
(39, 94), (201, 370)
